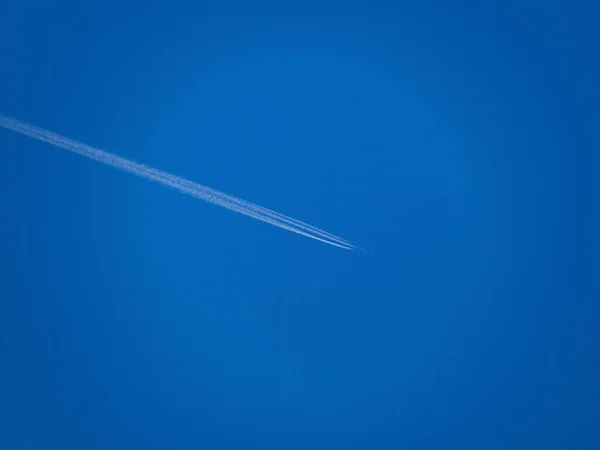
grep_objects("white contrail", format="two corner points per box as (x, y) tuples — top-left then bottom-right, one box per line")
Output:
(0, 114), (355, 250)
(1, 117), (354, 248)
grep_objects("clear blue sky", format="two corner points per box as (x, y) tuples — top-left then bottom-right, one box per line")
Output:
(1, 1), (598, 449)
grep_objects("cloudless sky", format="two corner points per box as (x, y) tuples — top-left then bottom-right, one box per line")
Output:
(1, 1), (598, 449)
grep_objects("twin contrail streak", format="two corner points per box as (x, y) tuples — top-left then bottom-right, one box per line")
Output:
(0, 114), (355, 250)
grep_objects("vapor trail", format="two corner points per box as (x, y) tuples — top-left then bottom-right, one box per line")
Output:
(0, 114), (355, 250)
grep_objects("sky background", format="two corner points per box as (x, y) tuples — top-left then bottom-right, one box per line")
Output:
(0, 1), (598, 449)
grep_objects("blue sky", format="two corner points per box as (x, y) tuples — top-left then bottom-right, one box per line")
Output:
(1, 1), (598, 449)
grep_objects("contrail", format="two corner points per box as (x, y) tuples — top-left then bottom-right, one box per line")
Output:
(0, 114), (355, 250)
